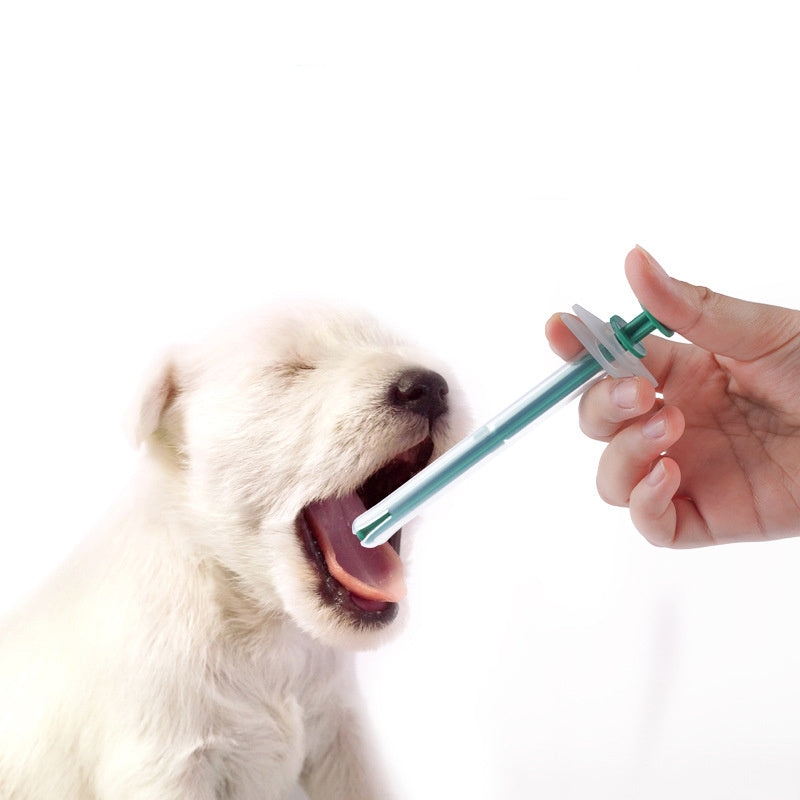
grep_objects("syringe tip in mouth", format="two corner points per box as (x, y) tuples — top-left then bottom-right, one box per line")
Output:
(355, 510), (394, 548)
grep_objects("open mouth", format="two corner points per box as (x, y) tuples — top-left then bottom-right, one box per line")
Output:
(296, 436), (435, 625)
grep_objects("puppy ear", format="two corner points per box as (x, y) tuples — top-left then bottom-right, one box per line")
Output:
(128, 353), (180, 448)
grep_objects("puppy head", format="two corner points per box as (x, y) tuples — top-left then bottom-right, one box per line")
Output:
(132, 305), (463, 650)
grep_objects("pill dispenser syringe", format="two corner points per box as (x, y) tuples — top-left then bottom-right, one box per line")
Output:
(353, 302), (674, 548)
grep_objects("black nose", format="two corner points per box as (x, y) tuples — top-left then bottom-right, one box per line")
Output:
(390, 368), (449, 422)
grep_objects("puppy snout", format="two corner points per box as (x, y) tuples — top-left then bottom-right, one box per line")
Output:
(389, 368), (449, 422)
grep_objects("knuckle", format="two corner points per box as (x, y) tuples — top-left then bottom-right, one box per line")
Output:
(595, 469), (628, 508)
(578, 402), (617, 441)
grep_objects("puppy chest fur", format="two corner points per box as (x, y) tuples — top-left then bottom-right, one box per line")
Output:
(0, 306), (461, 800)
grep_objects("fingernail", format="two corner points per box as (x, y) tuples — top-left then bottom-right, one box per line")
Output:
(635, 244), (668, 278)
(643, 411), (667, 439)
(646, 459), (667, 486)
(613, 378), (639, 410)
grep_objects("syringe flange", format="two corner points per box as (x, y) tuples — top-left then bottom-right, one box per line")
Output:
(561, 305), (658, 386)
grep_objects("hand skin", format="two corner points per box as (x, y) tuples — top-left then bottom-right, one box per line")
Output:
(545, 246), (800, 548)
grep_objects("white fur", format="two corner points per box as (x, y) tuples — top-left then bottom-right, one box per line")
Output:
(0, 305), (461, 800)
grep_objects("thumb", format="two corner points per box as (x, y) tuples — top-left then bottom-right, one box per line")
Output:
(626, 246), (793, 362)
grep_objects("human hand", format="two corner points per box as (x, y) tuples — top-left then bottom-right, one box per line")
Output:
(546, 246), (800, 547)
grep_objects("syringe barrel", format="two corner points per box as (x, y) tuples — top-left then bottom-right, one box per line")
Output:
(355, 352), (602, 546)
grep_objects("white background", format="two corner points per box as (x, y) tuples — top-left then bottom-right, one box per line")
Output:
(2, 2), (799, 798)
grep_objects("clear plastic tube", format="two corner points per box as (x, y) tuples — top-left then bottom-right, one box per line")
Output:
(355, 352), (602, 547)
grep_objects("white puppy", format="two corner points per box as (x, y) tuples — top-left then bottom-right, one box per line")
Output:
(0, 306), (459, 800)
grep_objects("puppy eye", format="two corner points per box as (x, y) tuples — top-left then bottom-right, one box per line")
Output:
(276, 361), (316, 379)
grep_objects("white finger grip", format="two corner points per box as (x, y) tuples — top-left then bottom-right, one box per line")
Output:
(561, 305), (657, 387)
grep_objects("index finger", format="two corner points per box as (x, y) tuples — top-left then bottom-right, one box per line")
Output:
(545, 313), (584, 361)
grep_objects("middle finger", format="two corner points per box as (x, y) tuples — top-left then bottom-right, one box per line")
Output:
(578, 376), (657, 442)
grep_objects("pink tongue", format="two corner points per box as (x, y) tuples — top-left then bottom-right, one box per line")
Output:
(304, 493), (407, 604)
